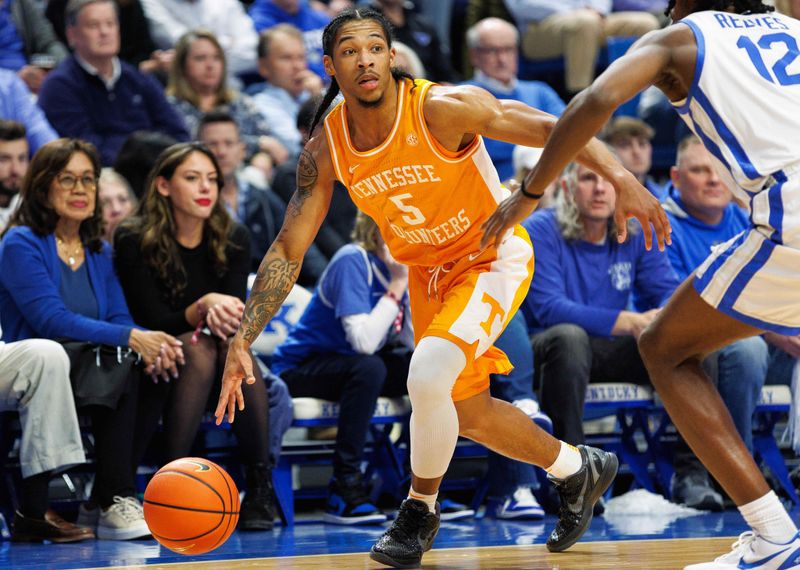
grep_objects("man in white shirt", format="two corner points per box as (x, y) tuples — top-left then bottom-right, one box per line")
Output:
(139, 0), (259, 79)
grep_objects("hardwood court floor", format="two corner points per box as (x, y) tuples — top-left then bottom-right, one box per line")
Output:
(89, 538), (736, 570)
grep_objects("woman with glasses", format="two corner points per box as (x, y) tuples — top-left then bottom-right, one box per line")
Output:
(0, 138), (183, 541)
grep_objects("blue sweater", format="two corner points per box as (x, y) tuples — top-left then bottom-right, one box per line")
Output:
(0, 226), (138, 345)
(461, 77), (566, 181)
(521, 208), (679, 336)
(663, 184), (751, 280)
(37, 55), (189, 165)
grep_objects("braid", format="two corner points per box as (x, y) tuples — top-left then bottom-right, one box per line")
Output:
(666, 0), (773, 17)
(309, 78), (341, 136)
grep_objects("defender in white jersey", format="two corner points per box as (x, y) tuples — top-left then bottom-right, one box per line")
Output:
(482, 0), (800, 568)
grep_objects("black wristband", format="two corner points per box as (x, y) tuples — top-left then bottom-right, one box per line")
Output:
(519, 183), (544, 200)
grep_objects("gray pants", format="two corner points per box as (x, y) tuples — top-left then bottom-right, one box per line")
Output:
(0, 339), (86, 478)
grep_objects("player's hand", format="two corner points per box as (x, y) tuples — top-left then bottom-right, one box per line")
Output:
(613, 174), (672, 251)
(214, 338), (255, 425)
(480, 184), (538, 250)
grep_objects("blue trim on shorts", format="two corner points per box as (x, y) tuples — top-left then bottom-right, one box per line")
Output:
(717, 238), (774, 312)
(694, 232), (747, 295)
(767, 171), (787, 244)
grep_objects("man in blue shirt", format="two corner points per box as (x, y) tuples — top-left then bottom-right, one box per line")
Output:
(461, 17), (565, 182)
(665, 138), (794, 498)
(0, 68), (56, 152)
(249, 24), (323, 159)
(522, 161), (678, 448)
(38, 0), (188, 165)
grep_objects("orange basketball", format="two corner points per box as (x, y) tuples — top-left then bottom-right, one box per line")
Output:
(143, 457), (240, 555)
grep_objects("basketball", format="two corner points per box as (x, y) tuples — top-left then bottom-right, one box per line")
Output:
(143, 457), (240, 555)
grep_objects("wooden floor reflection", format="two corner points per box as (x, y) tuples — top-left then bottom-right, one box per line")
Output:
(97, 537), (735, 569)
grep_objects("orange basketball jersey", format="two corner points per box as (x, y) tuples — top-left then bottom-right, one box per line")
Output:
(323, 78), (510, 267)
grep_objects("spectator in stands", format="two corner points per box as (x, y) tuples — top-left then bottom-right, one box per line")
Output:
(98, 167), (136, 243)
(46, 0), (165, 73)
(0, 138), (182, 540)
(505, 0), (659, 95)
(1, 338), (93, 543)
(663, 136), (770, 508)
(113, 130), (177, 200)
(139, 0), (259, 81)
(603, 116), (667, 200)
(114, 142), (280, 531)
(250, 24), (323, 159)
(0, 69), (57, 152)
(271, 96), (357, 260)
(0, 0), (67, 93)
(391, 40), (425, 78)
(314, 0), (354, 16)
(363, 0), (460, 83)
(166, 29), (288, 169)
(271, 212), (410, 525)
(462, 17), (565, 181)
(0, 120), (28, 230)
(38, 0), (189, 166)
(521, 162), (678, 448)
(248, 0), (331, 80)
(198, 111), (326, 284)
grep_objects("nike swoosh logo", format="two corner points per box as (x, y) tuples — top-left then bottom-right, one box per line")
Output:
(738, 547), (791, 569)
(179, 459), (211, 472)
(468, 250), (484, 261)
(348, 164), (360, 174)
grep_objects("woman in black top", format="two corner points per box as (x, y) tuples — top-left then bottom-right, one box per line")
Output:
(114, 143), (275, 530)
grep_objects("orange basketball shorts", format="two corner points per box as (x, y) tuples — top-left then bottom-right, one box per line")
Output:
(407, 225), (534, 402)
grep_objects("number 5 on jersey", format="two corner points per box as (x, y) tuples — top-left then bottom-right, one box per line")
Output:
(389, 193), (426, 226)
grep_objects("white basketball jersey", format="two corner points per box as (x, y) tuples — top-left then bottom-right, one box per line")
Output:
(673, 11), (800, 193)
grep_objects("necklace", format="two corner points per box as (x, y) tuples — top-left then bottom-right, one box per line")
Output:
(56, 236), (83, 267)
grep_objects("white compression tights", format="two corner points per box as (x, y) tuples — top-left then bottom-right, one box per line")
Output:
(407, 336), (467, 479)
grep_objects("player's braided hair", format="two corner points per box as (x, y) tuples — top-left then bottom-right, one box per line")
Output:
(665, 0), (773, 17)
(307, 7), (415, 136)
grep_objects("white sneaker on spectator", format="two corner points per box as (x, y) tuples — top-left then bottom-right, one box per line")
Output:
(489, 487), (545, 520)
(513, 399), (553, 433)
(76, 503), (100, 530)
(97, 496), (151, 540)
(685, 531), (800, 569)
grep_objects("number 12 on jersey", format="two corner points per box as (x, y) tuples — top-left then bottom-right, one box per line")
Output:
(737, 32), (800, 86)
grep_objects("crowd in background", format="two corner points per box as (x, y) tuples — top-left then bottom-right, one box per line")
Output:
(0, 0), (798, 544)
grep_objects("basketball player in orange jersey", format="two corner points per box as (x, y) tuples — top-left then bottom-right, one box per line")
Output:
(215, 7), (670, 568)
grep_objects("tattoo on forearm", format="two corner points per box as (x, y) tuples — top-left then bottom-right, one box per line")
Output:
(240, 256), (301, 343)
(290, 149), (318, 218)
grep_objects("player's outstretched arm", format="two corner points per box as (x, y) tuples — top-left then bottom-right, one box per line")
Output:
(481, 29), (686, 251)
(215, 134), (335, 425)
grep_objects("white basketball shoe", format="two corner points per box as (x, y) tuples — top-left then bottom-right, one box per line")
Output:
(685, 531), (800, 569)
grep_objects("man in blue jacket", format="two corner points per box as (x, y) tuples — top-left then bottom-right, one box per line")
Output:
(461, 17), (565, 182)
(38, 0), (188, 165)
(522, 161), (678, 448)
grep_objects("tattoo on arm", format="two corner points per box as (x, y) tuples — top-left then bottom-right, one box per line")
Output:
(240, 255), (301, 343)
(289, 149), (318, 218)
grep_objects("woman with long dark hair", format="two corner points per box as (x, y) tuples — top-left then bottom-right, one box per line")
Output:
(114, 142), (277, 530)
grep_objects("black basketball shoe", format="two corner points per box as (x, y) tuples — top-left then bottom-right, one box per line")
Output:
(546, 445), (618, 552)
(370, 499), (440, 569)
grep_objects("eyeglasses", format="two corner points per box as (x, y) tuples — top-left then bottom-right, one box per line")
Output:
(476, 46), (517, 57)
(56, 174), (98, 191)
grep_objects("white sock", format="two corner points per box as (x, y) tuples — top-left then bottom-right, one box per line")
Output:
(408, 487), (438, 514)
(739, 491), (798, 543)
(545, 441), (583, 479)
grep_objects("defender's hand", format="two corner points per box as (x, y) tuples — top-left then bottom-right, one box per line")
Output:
(214, 338), (256, 425)
(480, 188), (538, 250)
(613, 177), (672, 251)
